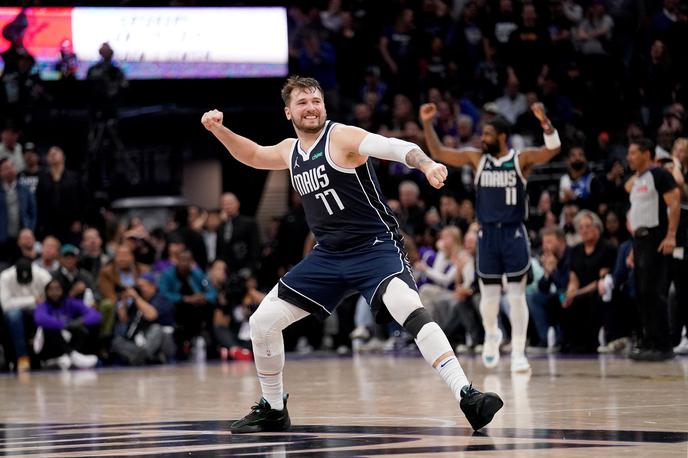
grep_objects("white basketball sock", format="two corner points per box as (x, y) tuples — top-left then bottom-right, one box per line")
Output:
(256, 353), (285, 410)
(416, 322), (469, 402)
(479, 280), (502, 336)
(506, 278), (529, 358)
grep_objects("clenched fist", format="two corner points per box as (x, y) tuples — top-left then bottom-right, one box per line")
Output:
(423, 161), (447, 189)
(419, 103), (437, 123)
(530, 102), (547, 123)
(201, 109), (223, 130)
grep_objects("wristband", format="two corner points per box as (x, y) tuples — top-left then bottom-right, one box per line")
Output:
(544, 129), (561, 149)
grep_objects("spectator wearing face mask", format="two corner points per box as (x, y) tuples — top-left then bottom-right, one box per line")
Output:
(559, 146), (604, 212)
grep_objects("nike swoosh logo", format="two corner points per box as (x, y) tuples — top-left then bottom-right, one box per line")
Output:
(440, 359), (453, 368)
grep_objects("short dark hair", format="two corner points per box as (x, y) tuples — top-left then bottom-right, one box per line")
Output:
(486, 115), (511, 137)
(631, 138), (655, 159)
(281, 76), (323, 106)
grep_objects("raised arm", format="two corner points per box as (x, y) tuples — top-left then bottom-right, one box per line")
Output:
(201, 109), (291, 170)
(518, 103), (561, 173)
(331, 124), (448, 189)
(419, 103), (481, 169)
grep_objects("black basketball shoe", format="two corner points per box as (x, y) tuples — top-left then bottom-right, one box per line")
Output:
(629, 349), (674, 362)
(229, 394), (291, 433)
(459, 384), (504, 431)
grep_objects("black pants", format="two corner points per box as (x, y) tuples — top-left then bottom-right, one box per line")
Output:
(633, 229), (672, 352)
(602, 294), (632, 343)
(41, 325), (99, 360)
(174, 302), (213, 345)
(561, 294), (602, 353)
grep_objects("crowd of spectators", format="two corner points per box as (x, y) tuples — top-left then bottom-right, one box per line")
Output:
(0, 189), (270, 372)
(2, 0), (688, 372)
(283, 0), (688, 357)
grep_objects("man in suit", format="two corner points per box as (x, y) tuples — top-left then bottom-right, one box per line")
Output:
(216, 193), (261, 278)
(35, 146), (86, 242)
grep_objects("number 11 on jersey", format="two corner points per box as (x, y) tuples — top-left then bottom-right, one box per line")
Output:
(505, 187), (517, 206)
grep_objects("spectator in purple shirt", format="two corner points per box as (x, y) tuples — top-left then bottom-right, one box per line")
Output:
(33, 279), (101, 369)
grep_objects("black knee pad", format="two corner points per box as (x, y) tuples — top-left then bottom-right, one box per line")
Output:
(403, 308), (433, 339)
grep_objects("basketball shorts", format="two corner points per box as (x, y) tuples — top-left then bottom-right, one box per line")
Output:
(278, 237), (417, 322)
(476, 222), (531, 284)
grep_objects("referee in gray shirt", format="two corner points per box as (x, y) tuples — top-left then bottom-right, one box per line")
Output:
(626, 138), (680, 361)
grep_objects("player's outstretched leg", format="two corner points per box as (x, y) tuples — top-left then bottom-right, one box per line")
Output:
(230, 286), (309, 433)
(479, 280), (503, 369)
(506, 278), (531, 373)
(382, 278), (503, 430)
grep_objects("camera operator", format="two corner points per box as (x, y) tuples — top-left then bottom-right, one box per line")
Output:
(97, 244), (149, 347)
(111, 273), (175, 365)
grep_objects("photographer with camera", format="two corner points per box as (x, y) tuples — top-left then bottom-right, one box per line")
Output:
(111, 273), (175, 365)
(97, 244), (150, 351)
(159, 250), (216, 360)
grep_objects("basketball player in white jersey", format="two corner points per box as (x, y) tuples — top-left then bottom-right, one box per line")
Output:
(202, 76), (503, 433)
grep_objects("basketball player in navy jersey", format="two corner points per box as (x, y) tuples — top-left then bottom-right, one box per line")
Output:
(202, 76), (503, 433)
(420, 102), (560, 373)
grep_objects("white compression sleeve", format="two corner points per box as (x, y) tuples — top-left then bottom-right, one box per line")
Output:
(359, 133), (418, 168)
(249, 285), (310, 410)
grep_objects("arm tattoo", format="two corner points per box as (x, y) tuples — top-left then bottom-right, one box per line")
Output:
(405, 148), (434, 170)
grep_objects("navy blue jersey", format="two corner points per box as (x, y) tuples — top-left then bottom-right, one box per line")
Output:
(289, 121), (403, 251)
(475, 149), (528, 224)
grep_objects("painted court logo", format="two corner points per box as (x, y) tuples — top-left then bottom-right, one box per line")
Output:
(0, 421), (684, 456)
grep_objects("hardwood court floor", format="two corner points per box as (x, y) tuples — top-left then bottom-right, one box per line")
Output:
(0, 354), (687, 457)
